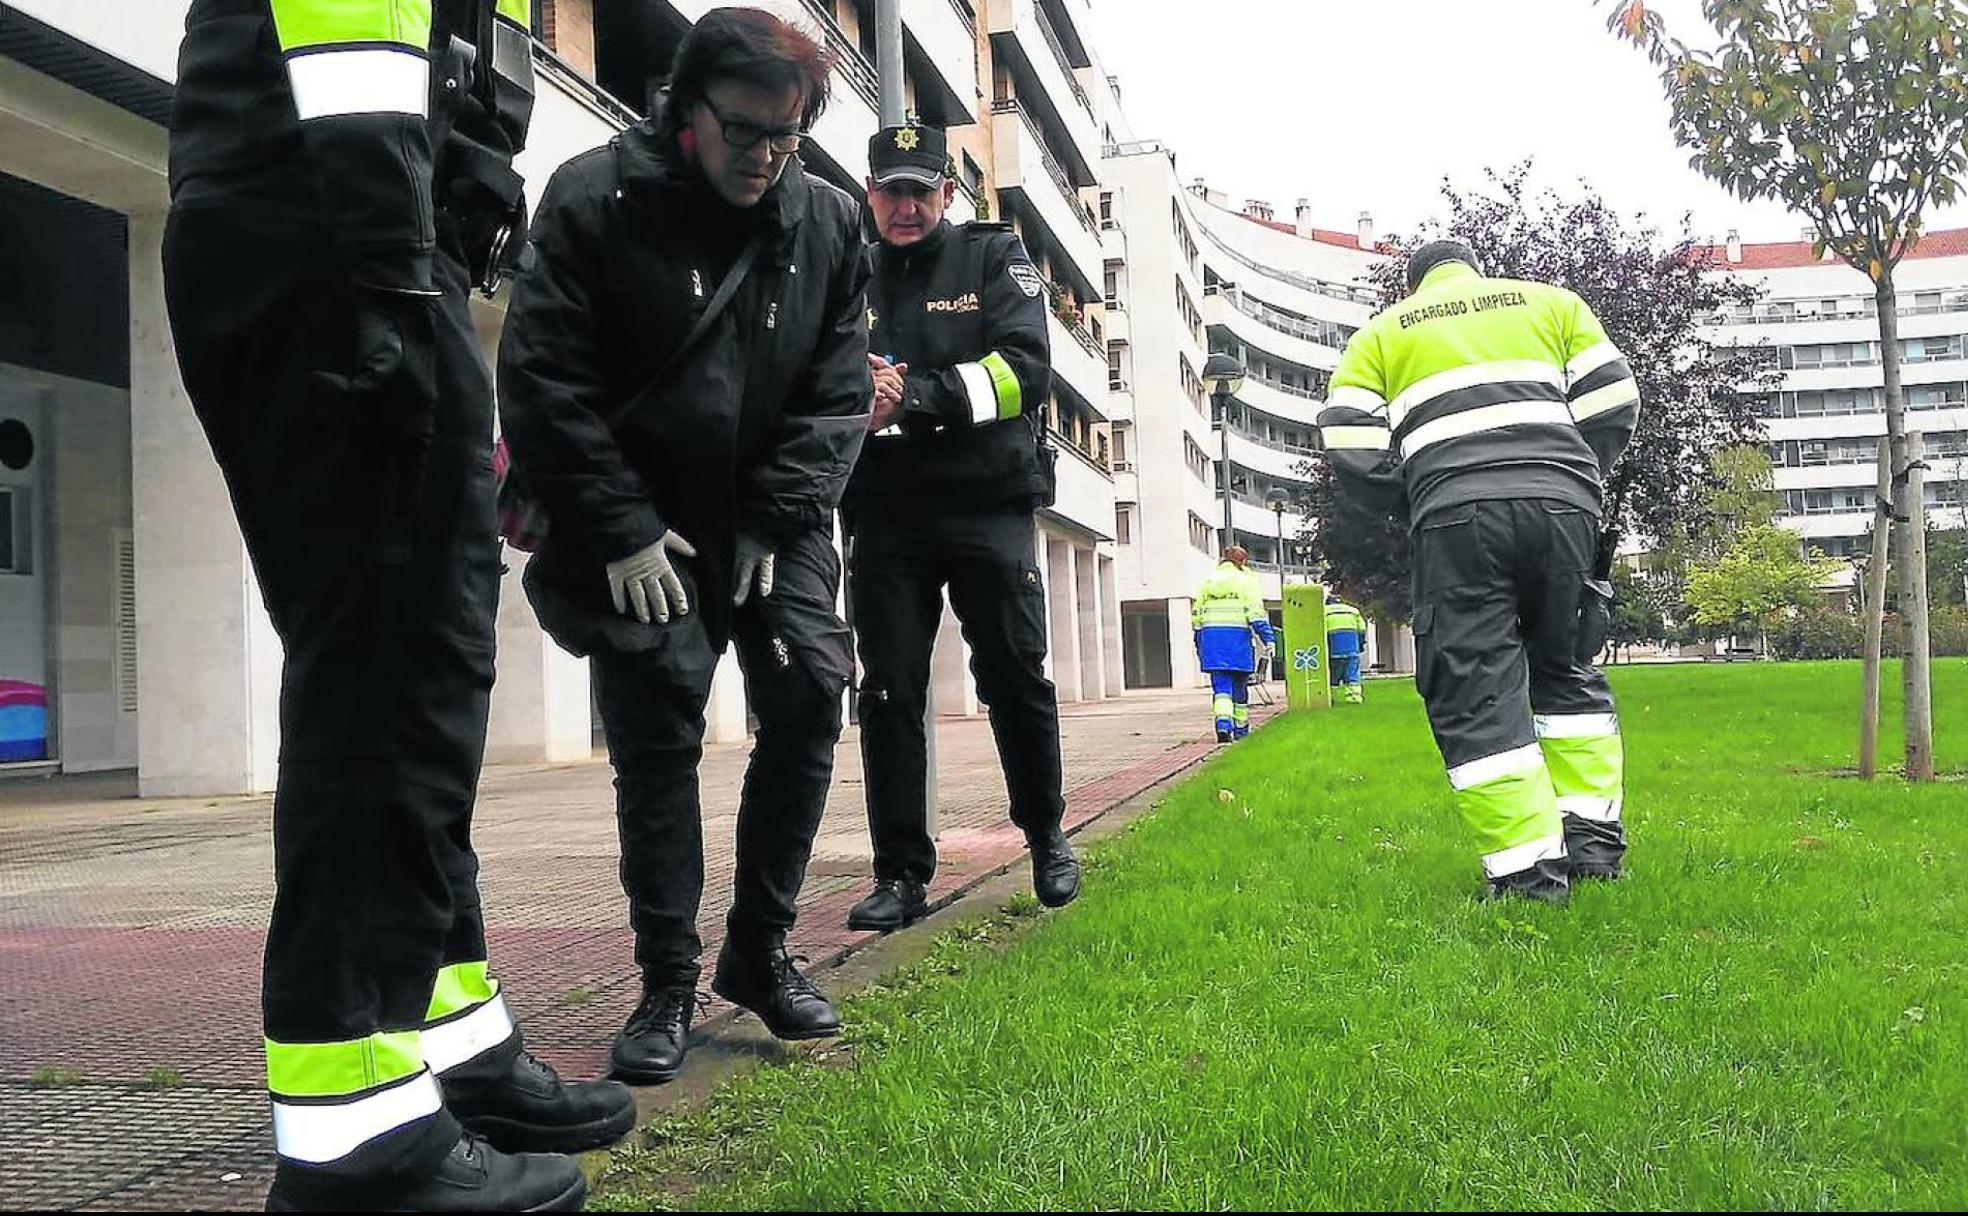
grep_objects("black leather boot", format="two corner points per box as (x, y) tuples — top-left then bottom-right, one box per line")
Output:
(610, 983), (697, 1085)
(846, 878), (929, 932)
(711, 940), (842, 1041)
(1486, 856), (1572, 905)
(265, 1134), (586, 1212)
(1563, 813), (1626, 880)
(1030, 830), (1081, 908)
(442, 1048), (637, 1155)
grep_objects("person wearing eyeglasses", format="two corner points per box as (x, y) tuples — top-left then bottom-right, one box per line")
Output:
(497, 7), (871, 1086)
(840, 122), (1079, 934)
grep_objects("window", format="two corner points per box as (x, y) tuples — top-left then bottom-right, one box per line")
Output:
(1115, 505), (1133, 545)
(1175, 279), (1202, 342)
(1183, 434), (1213, 482)
(1169, 199), (1198, 269)
(1104, 266), (1120, 307)
(1099, 191), (1115, 228)
(1113, 425), (1130, 469)
(1179, 354), (1204, 411)
(1187, 511), (1215, 553)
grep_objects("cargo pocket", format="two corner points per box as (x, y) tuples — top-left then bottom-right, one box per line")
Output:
(1575, 577), (1614, 666)
(1412, 602), (1439, 701)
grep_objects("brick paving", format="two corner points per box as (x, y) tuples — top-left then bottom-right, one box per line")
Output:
(0, 688), (1271, 1211)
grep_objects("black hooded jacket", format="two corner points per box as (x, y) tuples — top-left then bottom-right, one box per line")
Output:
(496, 119), (871, 652)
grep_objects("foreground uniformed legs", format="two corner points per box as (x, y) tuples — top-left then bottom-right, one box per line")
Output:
(1412, 501), (1568, 903)
(1519, 508), (1627, 878)
(165, 205), (594, 1211)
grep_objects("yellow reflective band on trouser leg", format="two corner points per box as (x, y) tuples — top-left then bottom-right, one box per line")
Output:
(265, 1032), (440, 1164)
(422, 961), (516, 1075)
(1446, 744), (1564, 878)
(1535, 713), (1624, 823)
(1232, 702), (1249, 727)
(1213, 694), (1234, 727)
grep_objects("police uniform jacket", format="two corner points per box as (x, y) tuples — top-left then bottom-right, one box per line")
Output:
(844, 219), (1055, 517)
(170, 0), (537, 292)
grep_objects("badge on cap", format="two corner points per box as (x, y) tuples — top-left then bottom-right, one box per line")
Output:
(895, 127), (921, 151)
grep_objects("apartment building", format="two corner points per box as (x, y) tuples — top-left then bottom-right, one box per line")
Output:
(1098, 127), (1410, 688)
(1703, 228), (1968, 585)
(0, 0), (1126, 794)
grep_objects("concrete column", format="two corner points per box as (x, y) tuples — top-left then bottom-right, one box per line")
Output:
(130, 211), (283, 796)
(1167, 596), (1203, 689)
(1075, 544), (1103, 702)
(930, 592), (978, 716)
(1045, 535), (1081, 703)
(704, 648), (749, 745)
(1099, 555), (1124, 697)
(485, 561), (594, 765)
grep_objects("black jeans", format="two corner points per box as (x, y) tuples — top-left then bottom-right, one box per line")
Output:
(164, 203), (502, 1189)
(845, 508), (1064, 884)
(1411, 498), (1618, 766)
(591, 527), (851, 988)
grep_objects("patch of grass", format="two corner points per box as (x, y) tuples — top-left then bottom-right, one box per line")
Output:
(31, 1066), (81, 1088)
(143, 1066), (185, 1090)
(598, 660), (1968, 1211)
(563, 985), (594, 1007)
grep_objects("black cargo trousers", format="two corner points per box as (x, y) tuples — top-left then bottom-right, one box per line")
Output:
(1410, 497), (1626, 879)
(165, 201), (518, 1188)
(589, 527), (853, 988)
(844, 507), (1065, 885)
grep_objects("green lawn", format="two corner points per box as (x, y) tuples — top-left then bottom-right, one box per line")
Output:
(595, 661), (1968, 1211)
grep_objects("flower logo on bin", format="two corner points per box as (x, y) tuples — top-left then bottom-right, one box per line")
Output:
(1292, 646), (1323, 672)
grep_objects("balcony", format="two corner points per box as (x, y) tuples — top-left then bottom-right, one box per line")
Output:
(985, 0), (1102, 182)
(1227, 428), (1317, 482)
(902, 0), (978, 123)
(1047, 307), (1107, 410)
(990, 99), (1103, 290)
(1043, 436), (1117, 540)
(513, 44), (638, 192)
(1227, 490), (1308, 543)
(1204, 291), (1341, 375)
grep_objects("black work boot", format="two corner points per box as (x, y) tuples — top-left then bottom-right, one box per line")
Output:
(1563, 813), (1627, 881)
(1215, 728), (1233, 744)
(443, 1048), (637, 1155)
(265, 1133), (586, 1212)
(711, 939), (842, 1041)
(610, 983), (697, 1085)
(1486, 856), (1571, 906)
(1030, 830), (1081, 908)
(846, 878), (929, 932)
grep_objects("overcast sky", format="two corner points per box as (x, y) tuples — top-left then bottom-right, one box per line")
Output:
(1091, 0), (1968, 247)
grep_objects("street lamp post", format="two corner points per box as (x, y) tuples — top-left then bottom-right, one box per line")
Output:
(1202, 352), (1246, 549)
(1266, 486), (1290, 584)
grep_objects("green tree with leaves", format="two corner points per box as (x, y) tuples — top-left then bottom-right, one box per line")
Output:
(1604, 0), (1968, 778)
(1686, 525), (1845, 644)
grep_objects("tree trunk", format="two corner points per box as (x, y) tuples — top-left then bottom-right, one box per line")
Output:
(1877, 271), (1936, 781)
(1859, 441), (1893, 778)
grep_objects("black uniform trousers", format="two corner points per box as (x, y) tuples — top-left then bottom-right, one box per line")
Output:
(1411, 497), (1623, 860)
(163, 203), (509, 1187)
(845, 507), (1065, 884)
(590, 528), (852, 988)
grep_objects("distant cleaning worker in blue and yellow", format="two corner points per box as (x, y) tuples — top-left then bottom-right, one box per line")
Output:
(1193, 546), (1275, 743)
(1326, 599), (1367, 704)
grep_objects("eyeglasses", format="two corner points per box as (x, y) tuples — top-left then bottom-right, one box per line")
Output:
(700, 97), (806, 154)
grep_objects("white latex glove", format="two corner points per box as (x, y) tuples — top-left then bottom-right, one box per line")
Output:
(606, 531), (699, 624)
(733, 532), (776, 606)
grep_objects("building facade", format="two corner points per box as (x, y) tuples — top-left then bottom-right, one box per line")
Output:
(1703, 228), (1968, 584)
(0, 0), (1128, 794)
(1098, 129), (1409, 688)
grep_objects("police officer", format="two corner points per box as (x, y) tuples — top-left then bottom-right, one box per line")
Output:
(1325, 599), (1367, 704)
(843, 122), (1080, 932)
(1318, 240), (1639, 903)
(1193, 547), (1275, 743)
(165, 2), (629, 1209)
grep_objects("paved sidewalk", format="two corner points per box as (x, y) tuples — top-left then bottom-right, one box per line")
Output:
(0, 687), (1271, 1211)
